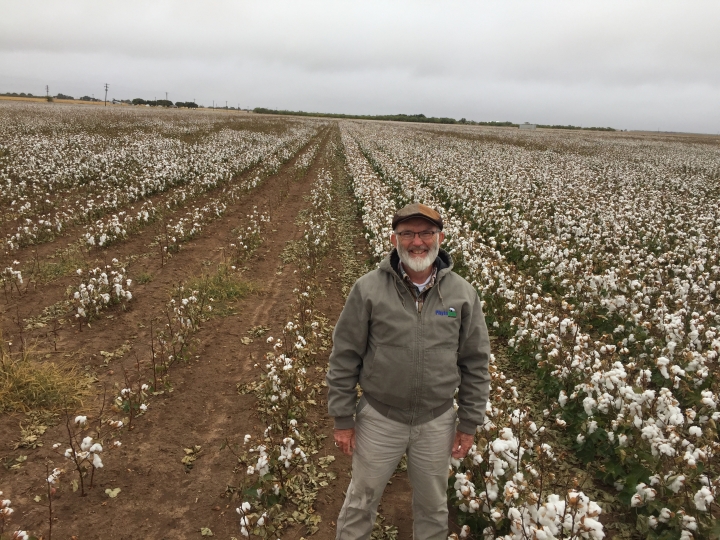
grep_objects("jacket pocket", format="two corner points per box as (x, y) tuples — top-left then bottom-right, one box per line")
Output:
(424, 348), (461, 405)
(360, 343), (414, 409)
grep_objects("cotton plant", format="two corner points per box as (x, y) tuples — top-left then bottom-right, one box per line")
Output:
(235, 500), (273, 537)
(84, 201), (156, 248)
(1, 261), (24, 299)
(114, 382), (150, 430)
(294, 142), (320, 177)
(231, 331), (316, 530)
(1, 494), (15, 534)
(154, 286), (206, 373)
(1, 492), (34, 540)
(447, 354), (605, 539)
(52, 415), (104, 496)
(160, 200), (227, 253)
(230, 206), (271, 264)
(67, 259), (133, 324)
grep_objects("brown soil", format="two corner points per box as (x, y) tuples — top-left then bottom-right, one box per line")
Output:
(0, 123), (421, 539)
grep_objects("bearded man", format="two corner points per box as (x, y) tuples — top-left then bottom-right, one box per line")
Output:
(326, 203), (491, 539)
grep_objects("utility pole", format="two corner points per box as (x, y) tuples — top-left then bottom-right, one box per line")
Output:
(212, 100), (215, 109)
(104, 83), (109, 106)
(46, 85), (49, 98)
(225, 100), (227, 110)
(165, 92), (168, 102)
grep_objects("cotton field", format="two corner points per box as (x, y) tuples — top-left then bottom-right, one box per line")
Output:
(1, 100), (719, 538)
(340, 121), (720, 538)
(0, 102), (320, 252)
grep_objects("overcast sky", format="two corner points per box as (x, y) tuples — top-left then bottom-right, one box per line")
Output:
(1, 1), (719, 133)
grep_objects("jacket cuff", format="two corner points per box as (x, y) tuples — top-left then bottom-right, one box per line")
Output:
(457, 418), (478, 435)
(334, 416), (355, 430)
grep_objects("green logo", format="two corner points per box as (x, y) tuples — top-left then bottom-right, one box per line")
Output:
(448, 307), (457, 318)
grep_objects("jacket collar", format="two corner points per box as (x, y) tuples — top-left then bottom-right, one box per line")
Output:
(380, 248), (453, 281)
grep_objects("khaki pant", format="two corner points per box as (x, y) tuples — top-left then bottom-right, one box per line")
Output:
(336, 402), (456, 540)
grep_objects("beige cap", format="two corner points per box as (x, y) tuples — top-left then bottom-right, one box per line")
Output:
(392, 203), (443, 230)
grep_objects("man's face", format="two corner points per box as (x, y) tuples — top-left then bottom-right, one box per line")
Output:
(391, 217), (445, 273)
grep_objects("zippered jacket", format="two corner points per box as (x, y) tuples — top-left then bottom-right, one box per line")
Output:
(326, 249), (491, 434)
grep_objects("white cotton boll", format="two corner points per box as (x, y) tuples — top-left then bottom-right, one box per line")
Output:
(92, 453), (103, 468)
(682, 515), (697, 531)
(693, 487), (714, 511)
(81, 436), (93, 451)
(75, 415), (87, 426)
(241, 501), (252, 513)
(558, 391), (568, 407)
(688, 425), (702, 437)
(140, 403), (148, 411)
(89, 443), (102, 453)
(668, 475), (685, 493)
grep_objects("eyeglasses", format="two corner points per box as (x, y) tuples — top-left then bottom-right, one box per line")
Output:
(395, 230), (439, 241)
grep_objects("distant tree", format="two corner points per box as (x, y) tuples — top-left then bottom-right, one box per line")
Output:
(55, 93), (75, 100)
(81, 95), (101, 102)
(132, 98), (147, 105)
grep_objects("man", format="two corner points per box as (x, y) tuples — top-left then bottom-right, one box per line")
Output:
(326, 203), (491, 539)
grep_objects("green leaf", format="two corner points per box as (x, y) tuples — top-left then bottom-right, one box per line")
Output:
(105, 487), (121, 498)
(200, 527), (213, 536)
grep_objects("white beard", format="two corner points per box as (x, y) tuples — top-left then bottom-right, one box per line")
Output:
(396, 237), (439, 273)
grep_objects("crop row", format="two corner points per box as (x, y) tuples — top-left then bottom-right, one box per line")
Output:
(0, 103), (324, 253)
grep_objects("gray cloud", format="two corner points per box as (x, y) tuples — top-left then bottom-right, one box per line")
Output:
(1, 0), (718, 132)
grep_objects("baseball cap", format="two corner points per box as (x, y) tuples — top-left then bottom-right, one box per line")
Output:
(392, 203), (443, 230)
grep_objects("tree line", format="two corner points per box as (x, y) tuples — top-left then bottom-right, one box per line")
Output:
(252, 108), (616, 131)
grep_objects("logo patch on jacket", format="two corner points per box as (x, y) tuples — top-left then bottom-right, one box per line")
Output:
(435, 307), (457, 318)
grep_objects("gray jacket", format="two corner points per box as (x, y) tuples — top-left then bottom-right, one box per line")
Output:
(326, 249), (491, 434)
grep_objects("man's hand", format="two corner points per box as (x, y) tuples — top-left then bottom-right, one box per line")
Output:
(451, 431), (474, 459)
(334, 428), (356, 456)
